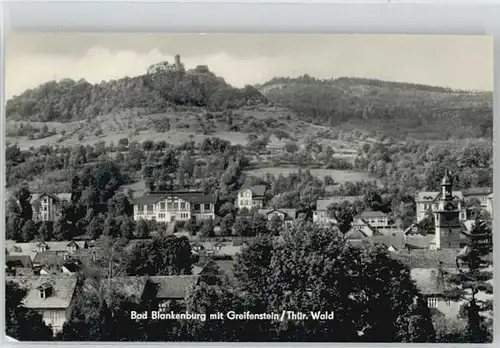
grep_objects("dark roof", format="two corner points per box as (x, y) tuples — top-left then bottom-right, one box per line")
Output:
(392, 249), (461, 269)
(132, 194), (164, 206)
(6, 255), (32, 268)
(62, 261), (81, 273)
(149, 275), (200, 299)
(239, 185), (266, 197)
(33, 251), (68, 267)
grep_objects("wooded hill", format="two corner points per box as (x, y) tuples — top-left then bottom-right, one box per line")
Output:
(259, 75), (493, 140)
(6, 64), (267, 123)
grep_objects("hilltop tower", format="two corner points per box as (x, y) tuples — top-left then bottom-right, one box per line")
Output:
(433, 170), (462, 249)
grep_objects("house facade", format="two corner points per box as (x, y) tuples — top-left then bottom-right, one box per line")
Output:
(358, 211), (391, 228)
(258, 208), (297, 228)
(30, 193), (71, 222)
(416, 190), (466, 223)
(133, 191), (215, 222)
(236, 185), (267, 210)
(6, 277), (78, 333)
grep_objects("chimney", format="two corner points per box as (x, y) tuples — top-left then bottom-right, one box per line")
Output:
(175, 54), (181, 68)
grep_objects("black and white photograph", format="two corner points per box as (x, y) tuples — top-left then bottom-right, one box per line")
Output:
(4, 33), (494, 343)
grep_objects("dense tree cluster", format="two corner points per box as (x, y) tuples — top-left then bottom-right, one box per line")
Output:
(6, 67), (267, 123)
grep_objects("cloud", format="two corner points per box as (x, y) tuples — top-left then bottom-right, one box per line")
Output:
(5, 34), (493, 98)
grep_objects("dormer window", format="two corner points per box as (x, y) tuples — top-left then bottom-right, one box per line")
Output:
(37, 243), (48, 252)
(37, 282), (53, 299)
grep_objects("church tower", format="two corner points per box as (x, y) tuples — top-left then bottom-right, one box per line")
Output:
(434, 170), (462, 249)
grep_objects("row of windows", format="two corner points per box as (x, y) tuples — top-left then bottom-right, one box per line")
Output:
(427, 298), (452, 308)
(138, 203), (212, 212)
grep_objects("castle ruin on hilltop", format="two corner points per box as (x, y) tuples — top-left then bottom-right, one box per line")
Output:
(147, 54), (185, 74)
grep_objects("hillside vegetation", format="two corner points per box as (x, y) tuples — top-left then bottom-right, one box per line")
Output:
(6, 65), (267, 123)
(259, 75), (493, 140)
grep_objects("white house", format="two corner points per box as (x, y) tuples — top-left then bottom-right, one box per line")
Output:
(133, 191), (215, 222)
(416, 191), (466, 222)
(236, 185), (267, 210)
(6, 276), (78, 334)
(258, 208), (297, 228)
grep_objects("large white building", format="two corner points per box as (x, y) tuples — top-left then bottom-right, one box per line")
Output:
(416, 190), (466, 223)
(236, 185), (267, 210)
(133, 191), (215, 222)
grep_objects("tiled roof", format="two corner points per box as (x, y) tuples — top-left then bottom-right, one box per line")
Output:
(149, 275), (200, 299)
(6, 255), (32, 268)
(133, 192), (215, 205)
(372, 234), (406, 250)
(316, 196), (363, 211)
(405, 234), (436, 249)
(6, 276), (77, 309)
(132, 194), (165, 206)
(391, 249), (461, 269)
(417, 191), (463, 202)
(6, 240), (87, 261)
(241, 185), (267, 197)
(360, 211), (387, 219)
(101, 276), (149, 304)
(462, 187), (493, 196)
(33, 251), (68, 267)
(344, 227), (368, 240)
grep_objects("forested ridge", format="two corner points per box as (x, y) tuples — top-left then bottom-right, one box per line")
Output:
(6, 65), (267, 123)
(260, 75), (493, 140)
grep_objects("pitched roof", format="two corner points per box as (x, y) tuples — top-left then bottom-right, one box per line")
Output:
(33, 251), (68, 267)
(417, 191), (463, 202)
(133, 191), (215, 205)
(6, 240), (87, 261)
(360, 211), (387, 219)
(6, 276), (77, 309)
(462, 187), (493, 196)
(391, 249), (461, 269)
(404, 234), (436, 249)
(258, 208), (297, 220)
(316, 196), (362, 210)
(101, 276), (149, 303)
(62, 261), (81, 273)
(132, 194), (164, 206)
(6, 255), (33, 268)
(242, 185), (267, 197)
(371, 234), (406, 250)
(149, 275), (200, 299)
(345, 228), (368, 240)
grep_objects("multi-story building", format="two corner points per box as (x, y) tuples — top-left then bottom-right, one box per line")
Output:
(6, 276), (78, 334)
(30, 193), (72, 222)
(416, 188), (466, 223)
(236, 185), (267, 210)
(357, 211), (391, 228)
(133, 191), (215, 222)
(462, 187), (493, 207)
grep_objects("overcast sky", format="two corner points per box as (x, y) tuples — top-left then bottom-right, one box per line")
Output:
(5, 33), (493, 98)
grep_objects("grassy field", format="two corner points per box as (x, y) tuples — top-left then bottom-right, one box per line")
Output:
(244, 167), (376, 183)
